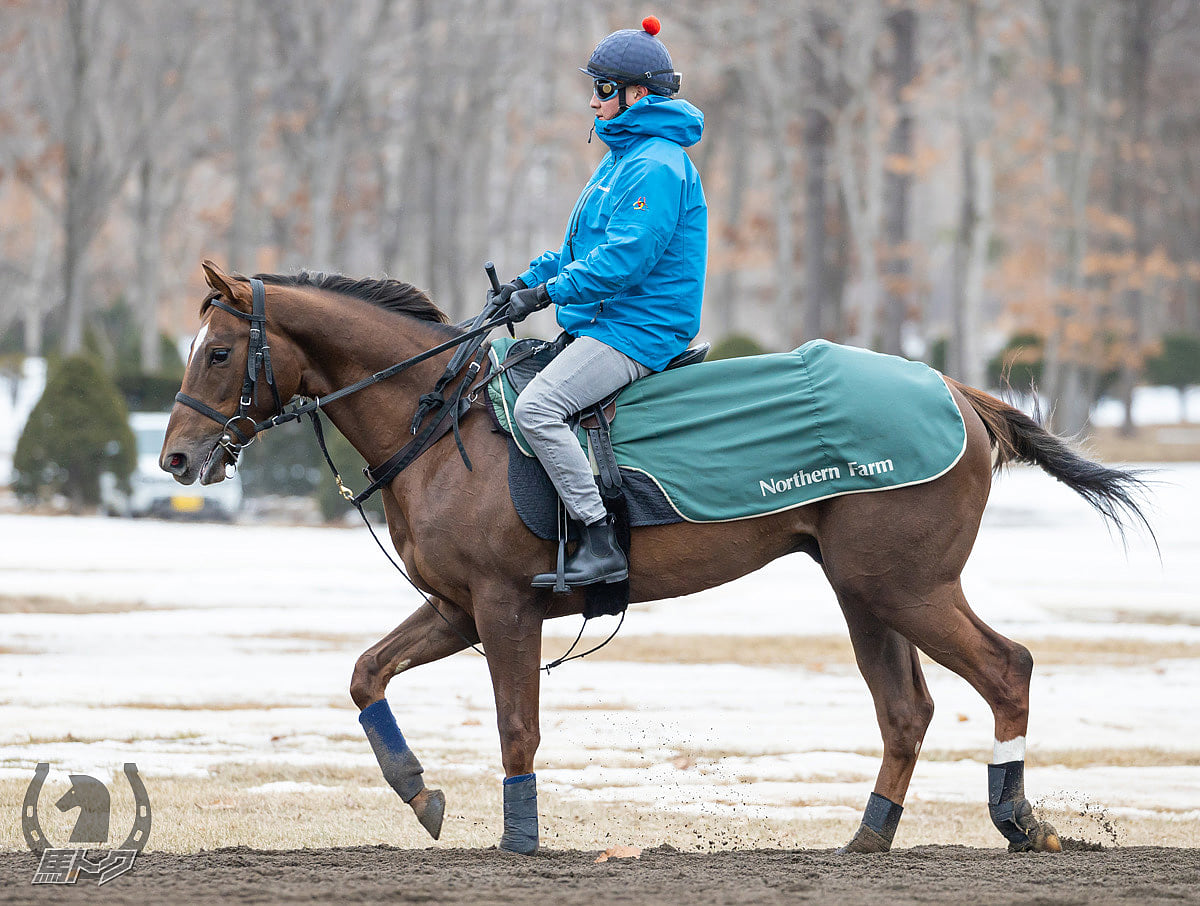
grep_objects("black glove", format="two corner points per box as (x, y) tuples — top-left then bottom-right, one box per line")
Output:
(506, 283), (551, 322)
(493, 277), (526, 309)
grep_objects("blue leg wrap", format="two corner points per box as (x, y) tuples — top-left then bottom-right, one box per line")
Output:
(359, 699), (425, 803)
(988, 760), (1034, 847)
(499, 773), (538, 855)
(862, 792), (904, 846)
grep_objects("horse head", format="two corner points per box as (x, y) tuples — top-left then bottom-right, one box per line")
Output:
(161, 261), (303, 487)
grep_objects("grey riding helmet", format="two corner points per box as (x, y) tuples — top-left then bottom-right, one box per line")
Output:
(580, 15), (682, 97)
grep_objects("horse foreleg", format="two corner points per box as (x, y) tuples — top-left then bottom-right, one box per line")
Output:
(350, 596), (480, 841)
(837, 599), (934, 853)
(474, 591), (544, 855)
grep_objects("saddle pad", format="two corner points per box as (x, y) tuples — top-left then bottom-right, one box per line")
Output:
(488, 339), (588, 457)
(488, 338), (967, 523)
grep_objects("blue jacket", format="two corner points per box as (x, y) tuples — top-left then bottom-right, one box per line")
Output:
(518, 96), (707, 372)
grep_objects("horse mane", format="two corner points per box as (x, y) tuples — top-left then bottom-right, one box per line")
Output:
(201, 270), (451, 326)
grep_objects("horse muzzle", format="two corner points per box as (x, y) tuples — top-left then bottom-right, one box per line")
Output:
(161, 435), (233, 486)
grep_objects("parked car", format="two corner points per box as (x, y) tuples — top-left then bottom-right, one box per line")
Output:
(100, 412), (243, 519)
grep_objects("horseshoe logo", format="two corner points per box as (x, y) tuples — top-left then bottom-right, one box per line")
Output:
(22, 763), (152, 856)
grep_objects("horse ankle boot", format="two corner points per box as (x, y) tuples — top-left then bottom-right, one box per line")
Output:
(840, 792), (903, 853)
(532, 516), (628, 588)
(359, 699), (426, 802)
(498, 773), (539, 854)
(988, 760), (1060, 852)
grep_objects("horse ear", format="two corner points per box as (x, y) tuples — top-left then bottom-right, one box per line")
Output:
(201, 259), (251, 307)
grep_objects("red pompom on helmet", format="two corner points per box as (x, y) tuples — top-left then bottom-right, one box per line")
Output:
(580, 15), (681, 97)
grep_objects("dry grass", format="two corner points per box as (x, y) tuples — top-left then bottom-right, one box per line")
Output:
(101, 700), (354, 712)
(3, 759), (1196, 854)
(565, 633), (1200, 668)
(1087, 424), (1200, 463)
(0, 595), (163, 615)
(872, 746), (1200, 769)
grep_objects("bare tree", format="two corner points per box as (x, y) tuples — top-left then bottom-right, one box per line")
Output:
(8, 1), (197, 355)
(881, 5), (918, 357)
(1038, 0), (1120, 433)
(811, 1), (890, 349)
(950, 0), (1002, 389)
(259, 0), (394, 271)
(802, 8), (836, 341)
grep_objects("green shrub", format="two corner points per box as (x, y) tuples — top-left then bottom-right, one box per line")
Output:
(710, 334), (768, 360)
(313, 421), (385, 523)
(1145, 332), (1200, 391)
(924, 336), (948, 374)
(987, 332), (1044, 391)
(234, 412), (384, 523)
(116, 372), (188, 412)
(13, 355), (136, 507)
(1145, 332), (1200, 421)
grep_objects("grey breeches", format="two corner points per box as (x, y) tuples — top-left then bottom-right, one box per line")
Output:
(512, 336), (651, 525)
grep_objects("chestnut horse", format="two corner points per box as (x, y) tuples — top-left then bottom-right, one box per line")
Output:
(163, 262), (1150, 855)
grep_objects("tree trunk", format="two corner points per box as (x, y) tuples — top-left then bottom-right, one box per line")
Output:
(802, 19), (832, 341)
(1116, 0), (1154, 436)
(135, 160), (163, 373)
(952, 0), (995, 389)
(60, 0), (89, 356)
(229, 1), (256, 272)
(881, 8), (916, 357)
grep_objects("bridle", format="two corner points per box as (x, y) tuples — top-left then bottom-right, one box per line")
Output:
(175, 278), (283, 468)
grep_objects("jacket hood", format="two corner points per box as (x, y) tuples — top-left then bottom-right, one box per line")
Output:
(594, 95), (704, 151)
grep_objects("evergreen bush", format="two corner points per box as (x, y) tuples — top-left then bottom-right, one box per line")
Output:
(710, 334), (768, 360)
(1145, 332), (1200, 421)
(12, 355), (136, 508)
(987, 332), (1044, 391)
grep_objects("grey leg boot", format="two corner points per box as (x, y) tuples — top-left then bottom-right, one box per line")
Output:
(532, 515), (628, 588)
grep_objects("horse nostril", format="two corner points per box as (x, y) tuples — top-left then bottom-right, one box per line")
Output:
(166, 452), (187, 474)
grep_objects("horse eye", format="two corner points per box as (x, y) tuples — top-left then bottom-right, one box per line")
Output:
(209, 348), (230, 365)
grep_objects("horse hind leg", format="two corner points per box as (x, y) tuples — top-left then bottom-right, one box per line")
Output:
(877, 579), (1061, 853)
(350, 595), (481, 841)
(836, 600), (935, 853)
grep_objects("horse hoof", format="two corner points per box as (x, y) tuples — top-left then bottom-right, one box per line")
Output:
(410, 787), (445, 840)
(837, 823), (892, 854)
(1007, 819), (1062, 853)
(1028, 820), (1062, 853)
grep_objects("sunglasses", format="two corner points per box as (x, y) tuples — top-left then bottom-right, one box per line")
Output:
(592, 78), (623, 101)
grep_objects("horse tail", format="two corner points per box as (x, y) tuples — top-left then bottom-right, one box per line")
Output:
(946, 377), (1155, 545)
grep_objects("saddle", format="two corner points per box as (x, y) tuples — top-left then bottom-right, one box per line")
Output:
(489, 333), (709, 610)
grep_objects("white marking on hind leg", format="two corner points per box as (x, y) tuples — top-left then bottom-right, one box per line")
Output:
(993, 735), (1026, 763)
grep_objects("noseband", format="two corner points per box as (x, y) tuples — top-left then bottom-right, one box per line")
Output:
(175, 277), (283, 467)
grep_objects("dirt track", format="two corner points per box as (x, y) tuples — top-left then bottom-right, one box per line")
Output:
(3, 845), (1200, 905)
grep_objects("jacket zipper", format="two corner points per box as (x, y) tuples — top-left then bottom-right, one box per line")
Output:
(566, 157), (617, 262)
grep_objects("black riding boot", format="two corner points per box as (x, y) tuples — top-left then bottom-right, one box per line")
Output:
(532, 516), (628, 588)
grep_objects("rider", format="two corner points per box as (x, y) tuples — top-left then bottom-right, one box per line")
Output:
(500, 16), (708, 589)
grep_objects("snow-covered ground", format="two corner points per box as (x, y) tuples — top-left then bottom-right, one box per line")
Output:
(0, 462), (1197, 832)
